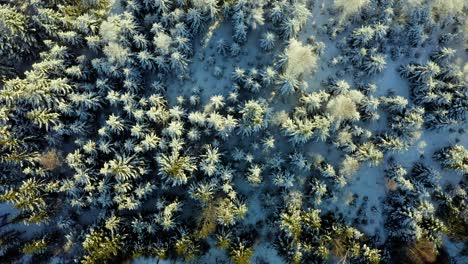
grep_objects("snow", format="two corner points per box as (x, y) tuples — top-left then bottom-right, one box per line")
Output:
(1, 0), (466, 262)
(251, 242), (284, 264)
(166, 22), (272, 105)
(0, 203), (45, 240)
(326, 163), (387, 243)
(442, 235), (468, 262)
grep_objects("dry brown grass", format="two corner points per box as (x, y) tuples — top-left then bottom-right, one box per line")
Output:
(444, 208), (468, 241)
(331, 236), (347, 259)
(40, 149), (62, 170)
(196, 201), (218, 239)
(386, 179), (399, 192)
(394, 240), (438, 264)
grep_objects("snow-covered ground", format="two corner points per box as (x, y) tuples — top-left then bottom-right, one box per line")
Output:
(1, 0), (466, 263)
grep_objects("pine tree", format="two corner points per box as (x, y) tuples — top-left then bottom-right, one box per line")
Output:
(0, 178), (54, 224)
(189, 181), (216, 204)
(100, 155), (143, 181)
(82, 230), (123, 264)
(350, 26), (375, 47)
(354, 142), (383, 165)
(137, 50), (156, 71)
(260, 31), (276, 52)
(156, 151), (197, 186)
(375, 134), (408, 152)
(433, 145), (467, 173)
(200, 144), (221, 177)
(216, 39), (229, 56)
(26, 108), (60, 130)
(430, 47), (456, 65)
(216, 229), (232, 249)
(362, 54), (386, 75)
(21, 238), (48, 255)
(105, 114), (125, 133)
(152, 199), (181, 231)
(174, 232), (200, 261)
(0, 4), (37, 68)
(186, 8), (203, 33)
(238, 100), (269, 136)
(233, 22), (248, 44)
(170, 51), (188, 76)
(261, 66), (277, 86)
(359, 96), (380, 121)
(103, 42), (130, 67)
(216, 198), (247, 226)
(381, 95), (408, 114)
(246, 164), (262, 185)
(230, 241), (254, 264)
(277, 74), (300, 95)
(300, 91), (330, 112)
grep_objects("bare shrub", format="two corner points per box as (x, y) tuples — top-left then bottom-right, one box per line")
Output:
(40, 149), (62, 170)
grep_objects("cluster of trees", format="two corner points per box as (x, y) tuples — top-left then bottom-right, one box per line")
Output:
(332, 17), (389, 77)
(265, 0), (310, 40)
(275, 191), (380, 264)
(0, 0), (109, 223)
(384, 161), (443, 244)
(434, 145), (467, 174)
(383, 158), (466, 263)
(399, 48), (467, 129)
(0, 0), (109, 77)
(433, 179), (467, 243)
(0, 0), (465, 263)
(0, 0), (112, 262)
